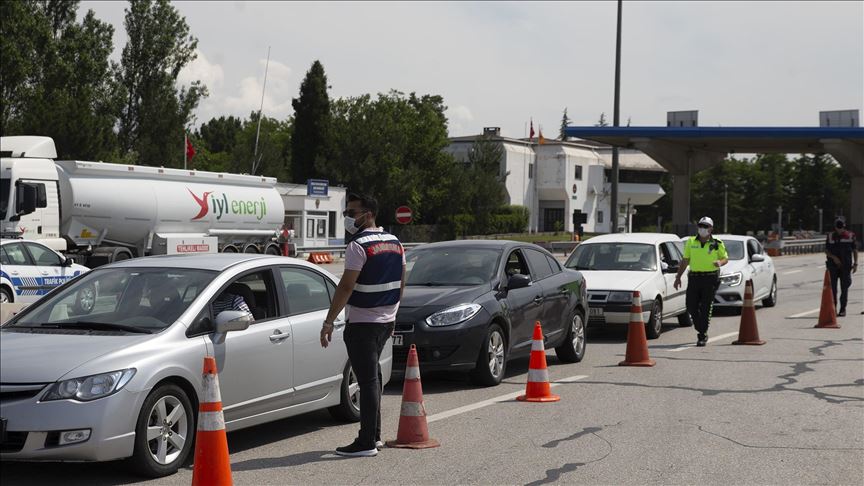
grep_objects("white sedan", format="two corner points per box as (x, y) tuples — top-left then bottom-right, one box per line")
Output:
(0, 239), (89, 304)
(698, 234), (777, 308)
(564, 233), (692, 339)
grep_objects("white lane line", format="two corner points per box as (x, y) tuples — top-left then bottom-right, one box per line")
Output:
(787, 308), (821, 318)
(426, 374), (587, 424)
(782, 269), (804, 275)
(668, 332), (740, 352)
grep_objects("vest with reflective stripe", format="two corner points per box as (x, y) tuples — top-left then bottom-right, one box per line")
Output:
(347, 230), (404, 308)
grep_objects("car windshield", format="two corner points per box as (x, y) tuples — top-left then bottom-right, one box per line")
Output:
(6, 267), (217, 332)
(724, 240), (745, 260)
(566, 243), (657, 271)
(405, 248), (502, 286)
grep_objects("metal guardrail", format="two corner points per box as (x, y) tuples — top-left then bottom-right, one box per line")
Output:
(776, 238), (826, 256)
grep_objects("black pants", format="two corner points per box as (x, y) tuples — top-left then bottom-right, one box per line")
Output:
(686, 273), (719, 337)
(828, 265), (853, 311)
(343, 322), (394, 449)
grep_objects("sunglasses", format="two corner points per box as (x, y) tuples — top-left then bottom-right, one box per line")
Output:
(342, 209), (367, 217)
(697, 224), (712, 229)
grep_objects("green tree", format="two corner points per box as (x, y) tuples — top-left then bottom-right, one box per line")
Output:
(787, 154), (848, 231)
(231, 112), (292, 181)
(559, 107), (571, 140)
(197, 115), (242, 153)
(116, 0), (206, 167)
(291, 60), (330, 183)
(465, 135), (508, 233)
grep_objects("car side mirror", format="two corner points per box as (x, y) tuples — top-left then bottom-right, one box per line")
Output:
(750, 254), (765, 263)
(215, 311), (252, 333)
(663, 263), (679, 274)
(506, 273), (532, 290)
(62, 257), (74, 267)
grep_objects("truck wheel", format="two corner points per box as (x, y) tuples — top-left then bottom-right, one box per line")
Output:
(0, 287), (13, 303)
(221, 245), (238, 253)
(243, 244), (259, 254)
(265, 244), (282, 255)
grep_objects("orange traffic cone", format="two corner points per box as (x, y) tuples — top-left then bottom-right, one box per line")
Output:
(386, 345), (440, 449)
(733, 280), (766, 345)
(619, 291), (656, 367)
(191, 357), (232, 486)
(517, 322), (560, 402)
(815, 270), (840, 329)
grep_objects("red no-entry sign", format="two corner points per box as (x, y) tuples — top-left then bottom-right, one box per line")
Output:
(396, 206), (413, 224)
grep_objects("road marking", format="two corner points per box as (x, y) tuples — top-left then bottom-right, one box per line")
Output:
(426, 374), (588, 423)
(668, 332), (739, 352)
(787, 308), (821, 318)
(783, 269), (804, 275)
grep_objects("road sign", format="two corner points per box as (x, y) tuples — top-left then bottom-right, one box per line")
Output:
(396, 206), (413, 224)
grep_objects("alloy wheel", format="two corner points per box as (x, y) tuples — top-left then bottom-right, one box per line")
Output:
(146, 395), (189, 466)
(487, 330), (505, 378)
(348, 367), (360, 413)
(571, 314), (586, 356)
(77, 286), (96, 313)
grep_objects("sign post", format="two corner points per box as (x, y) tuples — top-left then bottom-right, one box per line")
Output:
(396, 206), (413, 225)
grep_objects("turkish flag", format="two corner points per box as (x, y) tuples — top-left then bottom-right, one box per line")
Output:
(185, 136), (196, 162)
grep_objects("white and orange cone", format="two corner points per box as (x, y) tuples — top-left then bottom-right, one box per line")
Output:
(191, 357), (232, 486)
(618, 291), (656, 367)
(517, 322), (561, 402)
(732, 280), (766, 345)
(815, 270), (840, 329)
(386, 344), (439, 449)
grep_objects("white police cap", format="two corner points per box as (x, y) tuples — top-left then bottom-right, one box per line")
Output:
(698, 216), (714, 227)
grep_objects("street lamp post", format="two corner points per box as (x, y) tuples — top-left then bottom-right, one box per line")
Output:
(724, 183), (728, 233)
(610, 0), (623, 233)
(818, 207), (823, 233)
(777, 206), (783, 236)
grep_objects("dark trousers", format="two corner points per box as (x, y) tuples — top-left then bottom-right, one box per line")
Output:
(343, 322), (394, 449)
(686, 273), (719, 337)
(828, 265), (853, 311)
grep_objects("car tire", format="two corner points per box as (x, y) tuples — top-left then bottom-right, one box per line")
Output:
(470, 324), (507, 386)
(677, 312), (693, 327)
(328, 362), (361, 422)
(128, 383), (195, 478)
(555, 311), (586, 363)
(0, 287), (12, 304)
(71, 283), (96, 315)
(646, 299), (663, 339)
(762, 278), (778, 307)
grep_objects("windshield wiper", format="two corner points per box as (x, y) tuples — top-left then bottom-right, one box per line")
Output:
(42, 321), (154, 334)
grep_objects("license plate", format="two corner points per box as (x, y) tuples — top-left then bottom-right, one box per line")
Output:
(392, 334), (404, 346)
(589, 307), (604, 317)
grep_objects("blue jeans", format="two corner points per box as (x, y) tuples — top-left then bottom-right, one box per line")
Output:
(343, 322), (394, 448)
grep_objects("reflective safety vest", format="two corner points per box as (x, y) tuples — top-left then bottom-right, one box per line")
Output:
(826, 230), (856, 270)
(347, 230), (404, 308)
(684, 236), (728, 272)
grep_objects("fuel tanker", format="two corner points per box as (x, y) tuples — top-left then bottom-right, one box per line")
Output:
(1, 136), (285, 266)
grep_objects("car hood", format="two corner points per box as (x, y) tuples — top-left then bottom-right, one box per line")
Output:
(0, 330), (152, 383)
(579, 271), (654, 291)
(400, 285), (489, 310)
(720, 259), (750, 275)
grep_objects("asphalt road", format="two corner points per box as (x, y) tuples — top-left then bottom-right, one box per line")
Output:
(2, 252), (862, 485)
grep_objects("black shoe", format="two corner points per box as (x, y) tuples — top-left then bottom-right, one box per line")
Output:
(335, 441), (378, 457)
(696, 335), (707, 347)
(837, 309), (846, 317)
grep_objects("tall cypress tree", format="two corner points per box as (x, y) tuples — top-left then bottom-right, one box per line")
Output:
(291, 60), (331, 183)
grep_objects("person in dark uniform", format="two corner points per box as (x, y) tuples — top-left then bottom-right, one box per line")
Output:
(825, 218), (858, 317)
(674, 216), (729, 347)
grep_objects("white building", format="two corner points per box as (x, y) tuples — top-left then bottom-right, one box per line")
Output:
(446, 129), (666, 234)
(276, 182), (346, 248)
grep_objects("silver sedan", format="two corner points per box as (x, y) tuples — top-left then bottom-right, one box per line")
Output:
(0, 254), (392, 477)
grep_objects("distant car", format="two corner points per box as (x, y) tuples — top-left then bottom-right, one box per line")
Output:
(0, 254), (390, 477)
(564, 233), (692, 339)
(682, 234), (777, 308)
(395, 240), (588, 386)
(0, 239), (89, 304)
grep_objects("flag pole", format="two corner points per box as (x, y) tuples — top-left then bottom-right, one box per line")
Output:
(183, 132), (187, 170)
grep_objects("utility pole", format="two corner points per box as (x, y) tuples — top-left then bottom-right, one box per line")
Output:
(817, 207), (823, 233)
(724, 183), (728, 233)
(777, 206), (783, 236)
(610, 0), (623, 233)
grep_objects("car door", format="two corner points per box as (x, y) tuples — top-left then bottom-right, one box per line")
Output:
(660, 242), (687, 314)
(523, 248), (568, 343)
(747, 238), (770, 298)
(207, 268), (295, 424)
(279, 265), (347, 405)
(22, 242), (77, 295)
(0, 242), (40, 303)
(501, 248), (545, 355)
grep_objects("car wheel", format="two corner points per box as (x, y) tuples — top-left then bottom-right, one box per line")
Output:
(646, 299), (663, 339)
(470, 324), (507, 386)
(328, 362), (361, 422)
(762, 278), (778, 307)
(128, 384), (195, 478)
(555, 311), (586, 363)
(71, 283), (96, 315)
(0, 287), (12, 303)
(677, 312), (693, 327)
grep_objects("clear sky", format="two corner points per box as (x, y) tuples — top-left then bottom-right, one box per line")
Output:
(80, 1), (863, 137)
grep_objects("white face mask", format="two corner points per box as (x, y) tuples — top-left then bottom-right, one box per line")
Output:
(344, 216), (359, 234)
(698, 227), (711, 238)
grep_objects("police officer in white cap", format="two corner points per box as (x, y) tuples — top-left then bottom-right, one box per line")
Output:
(674, 216), (728, 346)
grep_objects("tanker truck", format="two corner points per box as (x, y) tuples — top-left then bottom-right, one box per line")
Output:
(1, 136), (286, 266)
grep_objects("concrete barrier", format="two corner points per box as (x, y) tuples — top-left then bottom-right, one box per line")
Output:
(0, 303), (29, 324)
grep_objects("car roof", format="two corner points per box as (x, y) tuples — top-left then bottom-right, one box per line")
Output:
(580, 232), (682, 245)
(1, 238), (49, 245)
(412, 240), (525, 251)
(102, 253), (316, 272)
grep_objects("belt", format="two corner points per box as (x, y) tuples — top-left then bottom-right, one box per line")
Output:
(690, 271), (719, 275)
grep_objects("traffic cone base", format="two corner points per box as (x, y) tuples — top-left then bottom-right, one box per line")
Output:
(815, 270), (840, 329)
(619, 291), (656, 367)
(387, 344), (440, 449)
(733, 280), (765, 345)
(517, 322), (561, 402)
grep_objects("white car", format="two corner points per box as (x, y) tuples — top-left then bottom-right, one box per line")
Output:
(564, 233), (691, 339)
(692, 234), (777, 308)
(0, 239), (89, 304)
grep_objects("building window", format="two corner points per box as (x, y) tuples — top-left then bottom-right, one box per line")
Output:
(597, 211), (604, 223)
(528, 163), (534, 179)
(574, 164), (582, 180)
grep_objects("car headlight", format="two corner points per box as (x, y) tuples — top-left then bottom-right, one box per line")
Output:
(607, 291), (633, 303)
(719, 272), (743, 287)
(43, 369), (136, 402)
(426, 304), (482, 327)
